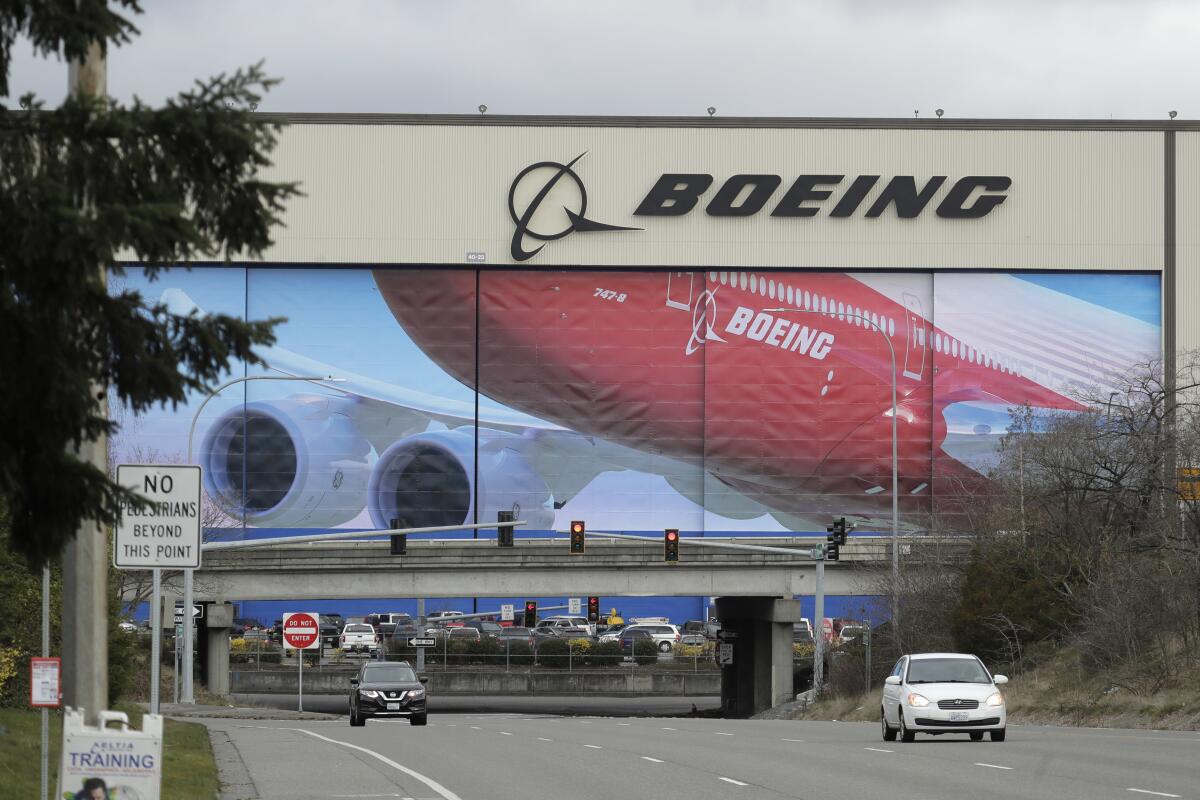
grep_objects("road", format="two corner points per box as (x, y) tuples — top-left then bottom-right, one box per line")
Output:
(233, 692), (721, 717)
(200, 712), (1200, 800)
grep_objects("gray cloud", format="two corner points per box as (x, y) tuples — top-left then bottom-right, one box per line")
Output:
(6, 0), (1197, 119)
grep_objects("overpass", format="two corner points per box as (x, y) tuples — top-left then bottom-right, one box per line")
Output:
(163, 535), (970, 600)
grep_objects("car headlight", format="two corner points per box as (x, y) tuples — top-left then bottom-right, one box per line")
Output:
(359, 689), (380, 698)
(986, 692), (1005, 707)
(907, 693), (930, 707)
(408, 687), (425, 698)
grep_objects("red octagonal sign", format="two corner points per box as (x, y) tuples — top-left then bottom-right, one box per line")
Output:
(282, 612), (320, 650)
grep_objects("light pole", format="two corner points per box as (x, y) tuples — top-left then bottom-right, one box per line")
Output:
(763, 306), (901, 639)
(180, 373), (342, 704)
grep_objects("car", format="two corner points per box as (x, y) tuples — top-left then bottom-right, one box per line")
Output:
(619, 628), (655, 652)
(445, 626), (481, 642)
(536, 616), (595, 635)
(349, 661), (428, 726)
(615, 623), (681, 652)
(117, 620), (138, 634)
(881, 652), (1008, 743)
(497, 626), (534, 647)
(839, 625), (865, 644)
(679, 632), (707, 646)
(462, 620), (503, 638)
(427, 610), (464, 621)
(318, 615), (343, 647)
(339, 623), (380, 654)
(231, 617), (265, 636)
(390, 619), (423, 640)
(793, 623), (815, 644)
(596, 625), (627, 643)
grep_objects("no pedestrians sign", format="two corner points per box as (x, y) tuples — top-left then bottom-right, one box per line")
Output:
(114, 464), (202, 569)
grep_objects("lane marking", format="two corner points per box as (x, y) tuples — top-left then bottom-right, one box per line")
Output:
(537, 737), (553, 742)
(974, 762), (1013, 770)
(584, 744), (603, 749)
(470, 726), (481, 731)
(641, 757), (664, 763)
(1127, 790), (1181, 798)
(617, 722), (631, 726)
(661, 727), (677, 731)
(499, 731), (513, 736)
(715, 732), (735, 736)
(289, 729), (463, 800)
(864, 747), (893, 753)
(719, 777), (749, 786)
(781, 739), (805, 743)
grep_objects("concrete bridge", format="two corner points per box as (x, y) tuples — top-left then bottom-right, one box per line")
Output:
(165, 535), (969, 601)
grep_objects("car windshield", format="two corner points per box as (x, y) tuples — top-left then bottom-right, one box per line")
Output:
(362, 665), (417, 683)
(906, 658), (991, 684)
(345, 624), (373, 633)
(501, 628), (529, 636)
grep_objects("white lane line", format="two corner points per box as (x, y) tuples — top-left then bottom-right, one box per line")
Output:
(974, 762), (1013, 770)
(661, 727), (677, 731)
(469, 726), (481, 730)
(781, 739), (805, 743)
(537, 737), (553, 742)
(719, 777), (749, 786)
(617, 722), (631, 726)
(641, 757), (664, 763)
(290, 729), (463, 800)
(715, 732), (735, 736)
(864, 747), (893, 753)
(1127, 790), (1181, 798)
(499, 731), (513, 736)
(584, 744), (603, 749)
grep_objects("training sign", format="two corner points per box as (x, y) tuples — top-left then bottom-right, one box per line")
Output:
(59, 709), (163, 800)
(114, 464), (202, 569)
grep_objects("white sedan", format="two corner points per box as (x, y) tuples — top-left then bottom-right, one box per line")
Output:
(881, 652), (1008, 742)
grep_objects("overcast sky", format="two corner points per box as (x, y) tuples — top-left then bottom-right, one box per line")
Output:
(6, 0), (1198, 119)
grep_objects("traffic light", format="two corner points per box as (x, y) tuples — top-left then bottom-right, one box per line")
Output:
(497, 510), (514, 548)
(587, 596), (600, 623)
(523, 600), (537, 628)
(664, 528), (680, 562)
(825, 517), (850, 562)
(389, 518), (407, 555)
(570, 520), (586, 554)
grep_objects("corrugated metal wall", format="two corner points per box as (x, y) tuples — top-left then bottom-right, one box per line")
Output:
(1177, 132), (1200, 358)
(256, 124), (1163, 271)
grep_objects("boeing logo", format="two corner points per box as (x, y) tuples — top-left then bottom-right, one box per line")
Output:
(508, 153), (641, 262)
(685, 290), (835, 361)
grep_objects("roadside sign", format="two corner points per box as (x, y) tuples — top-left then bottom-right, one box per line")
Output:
(282, 612), (321, 650)
(114, 464), (202, 569)
(716, 629), (738, 640)
(719, 643), (734, 665)
(30, 657), (61, 707)
(59, 709), (162, 800)
(408, 638), (437, 648)
(500, 603), (514, 622)
(173, 602), (204, 622)
(568, 597), (582, 615)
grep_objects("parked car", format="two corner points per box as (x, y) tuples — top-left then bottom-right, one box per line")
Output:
(615, 623), (681, 652)
(269, 619), (283, 643)
(339, 623), (380, 654)
(372, 612), (412, 637)
(597, 624), (626, 641)
(445, 626), (481, 642)
(497, 626), (534, 647)
(881, 653), (1008, 743)
(619, 628), (654, 652)
(349, 661), (427, 726)
(462, 620), (503, 639)
(231, 617), (265, 636)
(839, 625), (865, 644)
(793, 623), (815, 644)
(536, 615), (595, 635)
(391, 619), (423, 640)
(679, 632), (707, 646)
(319, 615), (343, 647)
(427, 610), (464, 621)
(118, 620), (138, 634)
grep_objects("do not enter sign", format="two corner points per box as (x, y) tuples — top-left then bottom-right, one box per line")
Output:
(282, 612), (321, 650)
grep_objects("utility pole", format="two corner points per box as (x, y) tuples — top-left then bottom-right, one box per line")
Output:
(813, 555), (825, 695)
(61, 38), (108, 726)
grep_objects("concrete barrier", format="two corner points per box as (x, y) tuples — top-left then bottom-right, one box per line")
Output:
(230, 669), (721, 696)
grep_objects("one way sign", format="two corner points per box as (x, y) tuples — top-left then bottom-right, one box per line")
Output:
(173, 603), (204, 622)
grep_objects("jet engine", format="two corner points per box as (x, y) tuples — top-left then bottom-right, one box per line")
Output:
(199, 394), (372, 527)
(367, 428), (555, 531)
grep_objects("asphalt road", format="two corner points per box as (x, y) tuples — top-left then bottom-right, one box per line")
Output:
(200, 712), (1200, 800)
(233, 692), (722, 717)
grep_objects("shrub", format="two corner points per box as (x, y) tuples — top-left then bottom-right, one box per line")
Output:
(567, 638), (592, 655)
(632, 639), (658, 666)
(588, 640), (622, 668)
(230, 637), (250, 653)
(503, 640), (534, 666)
(537, 638), (570, 668)
(467, 636), (500, 665)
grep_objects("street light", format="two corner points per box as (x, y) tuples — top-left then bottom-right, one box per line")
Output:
(762, 306), (901, 639)
(180, 373), (343, 704)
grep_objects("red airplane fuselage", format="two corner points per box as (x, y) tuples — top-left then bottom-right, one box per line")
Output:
(373, 269), (1080, 521)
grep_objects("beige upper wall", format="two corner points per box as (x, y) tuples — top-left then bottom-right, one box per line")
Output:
(1177, 132), (1200, 357)
(256, 123), (1165, 271)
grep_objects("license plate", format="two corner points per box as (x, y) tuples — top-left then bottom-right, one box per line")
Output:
(949, 711), (969, 722)
(387, 702), (400, 711)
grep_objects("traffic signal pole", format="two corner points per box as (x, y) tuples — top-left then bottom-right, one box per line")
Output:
(814, 557), (825, 695)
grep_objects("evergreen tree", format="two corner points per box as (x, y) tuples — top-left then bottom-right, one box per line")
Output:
(1, 1), (298, 564)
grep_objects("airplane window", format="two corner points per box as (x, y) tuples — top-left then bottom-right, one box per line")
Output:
(872, 312), (880, 330)
(786, 285), (794, 304)
(888, 318), (895, 337)
(739, 272), (748, 290)
(917, 328), (925, 347)
(952, 340), (959, 357)
(837, 302), (845, 321)
(804, 291), (811, 310)
(820, 296), (828, 313)
(935, 333), (942, 352)
(750, 274), (757, 293)
(709, 271), (718, 282)
(761, 279), (768, 297)
(768, 280), (776, 299)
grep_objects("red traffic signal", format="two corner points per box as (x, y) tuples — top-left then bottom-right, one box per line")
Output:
(523, 600), (537, 627)
(570, 520), (586, 554)
(664, 528), (680, 562)
(587, 596), (600, 623)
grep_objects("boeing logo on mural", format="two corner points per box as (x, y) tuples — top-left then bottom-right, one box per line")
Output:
(508, 153), (641, 261)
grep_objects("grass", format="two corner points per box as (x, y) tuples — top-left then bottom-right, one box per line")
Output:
(791, 648), (1200, 730)
(0, 703), (219, 799)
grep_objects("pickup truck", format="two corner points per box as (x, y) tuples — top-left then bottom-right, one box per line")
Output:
(339, 623), (380, 654)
